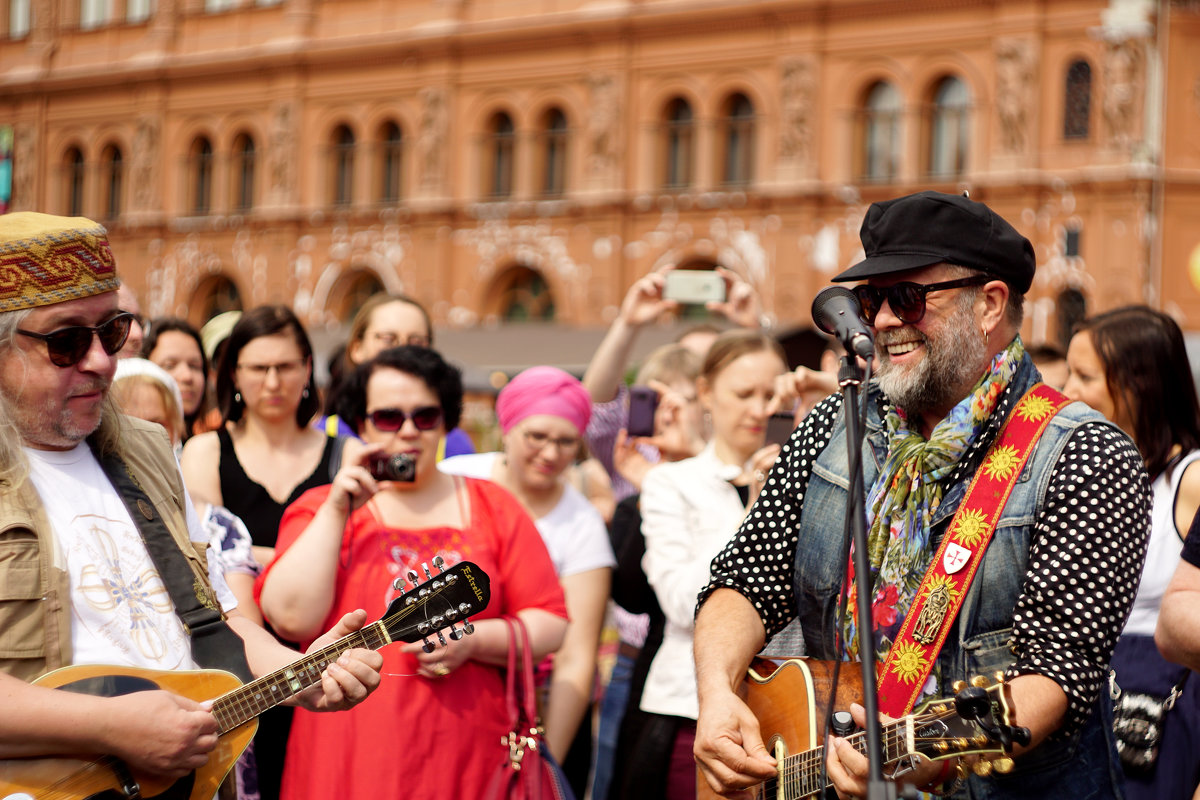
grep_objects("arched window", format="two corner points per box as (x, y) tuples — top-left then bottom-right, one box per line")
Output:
(928, 76), (970, 178)
(379, 121), (403, 204)
(497, 266), (555, 321)
(331, 125), (355, 208)
(662, 97), (694, 190)
(1064, 60), (1092, 140)
(196, 274), (243, 326)
(101, 144), (123, 219)
(231, 132), (255, 212)
(333, 269), (387, 322)
(189, 136), (213, 215)
(486, 112), (515, 199)
(721, 93), (755, 186)
(540, 108), (568, 197)
(64, 147), (85, 217)
(861, 81), (901, 182)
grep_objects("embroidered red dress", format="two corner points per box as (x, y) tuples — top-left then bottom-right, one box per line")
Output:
(260, 477), (568, 800)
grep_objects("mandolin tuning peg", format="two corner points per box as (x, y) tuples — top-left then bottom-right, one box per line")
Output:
(421, 636), (436, 653)
(436, 630), (447, 647)
(992, 757), (1014, 774)
(433, 555), (446, 573)
(448, 624), (465, 641)
(392, 576), (407, 592)
(407, 569), (421, 586)
(952, 680), (967, 693)
(462, 619), (475, 635)
(970, 675), (990, 688)
(973, 760), (993, 777)
(421, 561), (434, 581)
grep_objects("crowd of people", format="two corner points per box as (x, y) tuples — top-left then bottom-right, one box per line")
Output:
(3, 193), (1200, 800)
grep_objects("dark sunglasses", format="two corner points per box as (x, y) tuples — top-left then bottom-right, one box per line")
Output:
(366, 405), (443, 432)
(852, 277), (989, 325)
(16, 312), (135, 368)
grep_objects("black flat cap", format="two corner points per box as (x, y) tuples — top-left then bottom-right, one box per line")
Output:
(833, 190), (1035, 294)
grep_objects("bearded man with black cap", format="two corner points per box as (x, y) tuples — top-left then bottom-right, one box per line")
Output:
(0, 212), (382, 797)
(691, 191), (1150, 800)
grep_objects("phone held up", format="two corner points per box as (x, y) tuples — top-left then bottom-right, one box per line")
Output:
(626, 385), (659, 438)
(369, 452), (417, 482)
(663, 270), (726, 305)
(765, 412), (796, 448)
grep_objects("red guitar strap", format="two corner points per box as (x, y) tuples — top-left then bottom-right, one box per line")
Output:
(876, 383), (1070, 717)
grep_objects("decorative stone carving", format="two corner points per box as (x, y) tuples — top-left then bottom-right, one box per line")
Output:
(418, 87), (447, 191)
(12, 124), (35, 212)
(588, 73), (619, 174)
(1103, 38), (1143, 150)
(995, 38), (1035, 154)
(779, 56), (815, 162)
(132, 115), (161, 211)
(269, 101), (297, 203)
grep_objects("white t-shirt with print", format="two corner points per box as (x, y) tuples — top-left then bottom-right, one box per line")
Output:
(25, 443), (237, 671)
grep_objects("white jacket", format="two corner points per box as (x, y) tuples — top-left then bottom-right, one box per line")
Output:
(638, 442), (748, 720)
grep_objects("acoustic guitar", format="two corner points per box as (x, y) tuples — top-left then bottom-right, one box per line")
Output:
(0, 557), (490, 800)
(697, 657), (1030, 800)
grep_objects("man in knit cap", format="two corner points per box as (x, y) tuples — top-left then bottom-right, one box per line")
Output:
(0, 213), (382, 793)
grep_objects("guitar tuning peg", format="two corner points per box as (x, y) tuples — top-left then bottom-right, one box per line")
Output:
(433, 555), (446, 573)
(992, 757), (1014, 774)
(970, 675), (990, 688)
(952, 680), (967, 693)
(973, 759), (993, 777)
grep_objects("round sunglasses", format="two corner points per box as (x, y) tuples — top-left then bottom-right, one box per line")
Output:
(851, 277), (989, 325)
(16, 312), (135, 368)
(366, 405), (443, 432)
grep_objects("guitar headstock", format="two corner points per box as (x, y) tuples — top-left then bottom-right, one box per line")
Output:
(380, 557), (491, 649)
(907, 673), (1031, 774)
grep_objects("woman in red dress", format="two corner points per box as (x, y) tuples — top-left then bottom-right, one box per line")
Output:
(258, 346), (568, 800)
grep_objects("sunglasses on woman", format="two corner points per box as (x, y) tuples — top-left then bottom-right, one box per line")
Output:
(366, 406), (443, 432)
(851, 277), (989, 325)
(16, 312), (135, 368)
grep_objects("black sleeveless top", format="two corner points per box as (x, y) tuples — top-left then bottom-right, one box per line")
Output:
(217, 426), (339, 549)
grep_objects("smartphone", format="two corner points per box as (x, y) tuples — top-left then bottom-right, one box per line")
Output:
(765, 412), (796, 447)
(663, 270), (726, 305)
(626, 385), (659, 438)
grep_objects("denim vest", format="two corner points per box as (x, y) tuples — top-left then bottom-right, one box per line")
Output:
(792, 357), (1126, 799)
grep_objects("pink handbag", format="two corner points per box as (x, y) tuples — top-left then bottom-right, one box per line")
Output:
(483, 616), (575, 800)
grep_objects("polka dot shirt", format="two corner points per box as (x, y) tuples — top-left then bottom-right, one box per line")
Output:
(700, 377), (1151, 737)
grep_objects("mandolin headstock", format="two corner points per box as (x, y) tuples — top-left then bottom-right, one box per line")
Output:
(381, 556), (491, 649)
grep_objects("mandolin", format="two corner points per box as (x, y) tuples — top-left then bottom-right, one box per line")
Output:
(0, 557), (490, 800)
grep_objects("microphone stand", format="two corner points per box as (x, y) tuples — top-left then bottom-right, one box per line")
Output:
(837, 354), (899, 800)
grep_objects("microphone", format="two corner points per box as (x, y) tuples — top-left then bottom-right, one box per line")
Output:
(811, 286), (875, 360)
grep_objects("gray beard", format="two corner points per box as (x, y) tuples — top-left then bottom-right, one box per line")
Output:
(875, 302), (987, 418)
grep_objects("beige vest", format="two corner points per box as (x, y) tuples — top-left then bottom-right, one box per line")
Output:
(0, 417), (215, 682)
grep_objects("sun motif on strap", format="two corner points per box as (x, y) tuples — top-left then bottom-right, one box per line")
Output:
(950, 507), (989, 547)
(982, 445), (1021, 482)
(1016, 393), (1056, 422)
(888, 641), (930, 685)
(920, 574), (963, 605)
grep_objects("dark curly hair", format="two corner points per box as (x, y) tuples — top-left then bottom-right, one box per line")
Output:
(334, 345), (463, 434)
(216, 305), (321, 427)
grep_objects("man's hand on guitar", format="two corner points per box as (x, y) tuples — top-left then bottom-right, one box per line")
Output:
(292, 609), (384, 712)
(694, 688), (777, 799)
(103, 690), (219, 780)
(825, 702), (952, 799)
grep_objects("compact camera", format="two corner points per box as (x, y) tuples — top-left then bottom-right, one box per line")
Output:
(368, 452), (417, 482)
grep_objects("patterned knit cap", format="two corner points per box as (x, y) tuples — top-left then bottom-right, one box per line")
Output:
(0, 212), (120, 312)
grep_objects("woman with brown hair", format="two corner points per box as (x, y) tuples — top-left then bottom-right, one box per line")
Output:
(1064, 305), (1200, 800)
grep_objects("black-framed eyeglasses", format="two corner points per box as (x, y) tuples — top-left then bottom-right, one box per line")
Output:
(16, 312), (135, 368)
(366, 406), (443, 433)
(852, 277), (989, 325)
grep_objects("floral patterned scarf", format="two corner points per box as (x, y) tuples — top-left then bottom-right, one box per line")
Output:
(842, 337), (1025, 673)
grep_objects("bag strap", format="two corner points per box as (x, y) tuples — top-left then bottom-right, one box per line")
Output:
(89, 441), (253, 682)
(511, 615), (539, 729)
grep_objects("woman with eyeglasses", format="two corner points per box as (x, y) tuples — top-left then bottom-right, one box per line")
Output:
(611, 329), (787, 800)
(180, 304), (361, 800)
(319, 292), (474, 459)
(440, 366), (616, 795)
(257, 346), (568, 800)
(1063, 306), (1200, 800)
